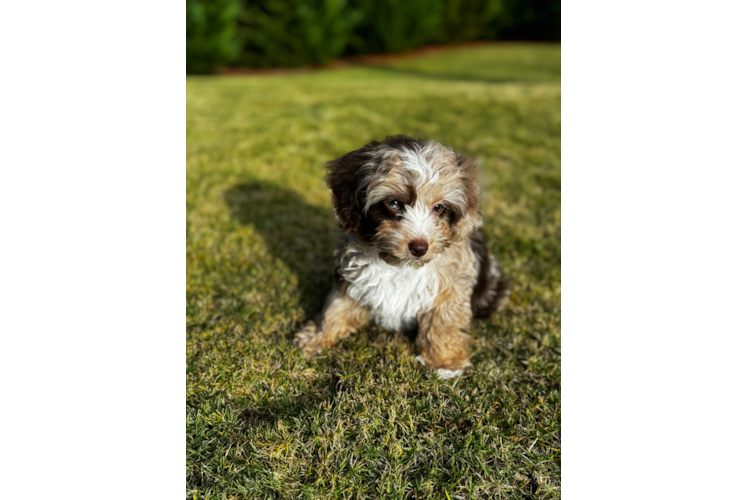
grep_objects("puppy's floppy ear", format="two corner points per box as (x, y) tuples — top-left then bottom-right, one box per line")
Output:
(325, 143), (379, 233)
(451, 154), (483, 241)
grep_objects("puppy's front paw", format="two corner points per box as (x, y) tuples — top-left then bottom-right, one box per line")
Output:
(293, 320), (323, 358)
(415, 355), (468, 379)
(435, 368), (464, 379)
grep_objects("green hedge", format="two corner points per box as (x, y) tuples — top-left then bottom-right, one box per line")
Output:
(498, 0), (561, 41)
(237, 0), (363, 68)
(186, 0), (559, 73)
(186, 0), (241, 74)
(440, 0), (505, 43)
(347, 0), (446, 54)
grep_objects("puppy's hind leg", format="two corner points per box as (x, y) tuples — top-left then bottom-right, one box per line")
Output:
(293, 288), (370, 358)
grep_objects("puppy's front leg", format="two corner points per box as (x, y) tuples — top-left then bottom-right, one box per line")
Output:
(416, 284), (473, 378)
(293, 289), (370, 358)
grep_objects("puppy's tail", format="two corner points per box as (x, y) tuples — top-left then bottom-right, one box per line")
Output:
(469, 231), (511, 318)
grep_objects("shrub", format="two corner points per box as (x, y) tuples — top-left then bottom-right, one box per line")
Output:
(347, 0), (446, 54)
(494, 0), (561, 41)
(236, 0), (363, 68)
(186, 0), (242, 74)
(185, 0), (559, 73)
(348, 0), (510, 53)
(440, 0), (505, 42)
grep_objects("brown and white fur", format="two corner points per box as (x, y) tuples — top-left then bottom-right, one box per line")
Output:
(294, 135), (509, 378)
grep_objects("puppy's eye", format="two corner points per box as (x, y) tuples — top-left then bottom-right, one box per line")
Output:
(386, 200), (403, 212)
(433, 203), (446, 215)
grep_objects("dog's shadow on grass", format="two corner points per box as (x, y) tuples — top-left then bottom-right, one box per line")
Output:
(224, 181), (340, 317)
(237, 370), (348, 429)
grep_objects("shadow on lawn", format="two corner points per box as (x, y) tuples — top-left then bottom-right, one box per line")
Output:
(224, 181), (339, 316)
(237, 370), (348, 428)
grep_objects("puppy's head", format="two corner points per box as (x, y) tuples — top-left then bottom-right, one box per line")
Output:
(326, 135), (482, 264)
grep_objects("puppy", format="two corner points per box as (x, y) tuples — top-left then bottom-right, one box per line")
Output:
(294, 135), (509, 378)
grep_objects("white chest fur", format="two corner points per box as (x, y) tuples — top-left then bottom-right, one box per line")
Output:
(340, 244), (439, 332)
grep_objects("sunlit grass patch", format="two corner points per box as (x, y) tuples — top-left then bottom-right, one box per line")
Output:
(187, 43), (560, 499)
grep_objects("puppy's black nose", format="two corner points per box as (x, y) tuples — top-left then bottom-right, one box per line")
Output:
(408, 239), (429, 257)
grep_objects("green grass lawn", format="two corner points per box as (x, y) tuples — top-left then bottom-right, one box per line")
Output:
(187, 43), (561, 499)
